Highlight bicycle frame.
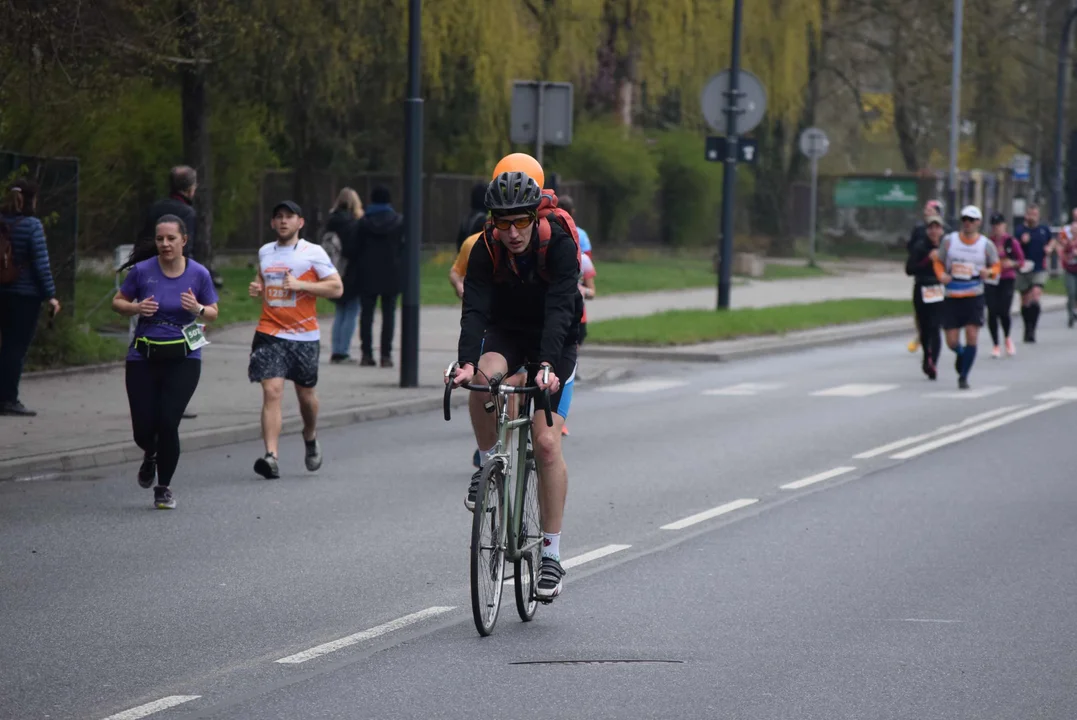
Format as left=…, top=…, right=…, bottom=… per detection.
left=484, top=386, right=542, bottom=564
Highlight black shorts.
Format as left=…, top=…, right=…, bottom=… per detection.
left=480, top=328, right=577, bottom=419
left=942, top=295, right=985, bottom=330
left=248, top=332, right=320, bottom=388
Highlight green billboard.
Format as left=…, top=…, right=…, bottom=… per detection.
left=834, top=178, right=919, bottom=208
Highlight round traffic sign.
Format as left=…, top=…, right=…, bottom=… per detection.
left=701, top=70, right=767, bottom=135
left=798, top=127, right=829, bottom=159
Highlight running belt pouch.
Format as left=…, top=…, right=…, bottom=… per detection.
left=135, top=337, right=190, bottom=361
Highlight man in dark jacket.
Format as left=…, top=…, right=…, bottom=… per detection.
left=455, top=183, right=488, bottom=251
left=140, top=166, right=222, bottom=288
left=906, top=214, right=946, bottom=380
left=355, top=186, right=405, bottom=367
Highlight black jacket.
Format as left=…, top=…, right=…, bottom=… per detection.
left=355, top=207, right=405, bottom=296
left=324, top=210, right=360, bottom=302
left=906, top=236, right=940, bottom=287
left=456, top=210, right=487, bottom=250
left=141, top=194, right=198, bottom=259
left=458, top=222, right=582, bottom=367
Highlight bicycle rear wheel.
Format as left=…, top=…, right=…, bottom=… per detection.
left=514, top=452, right=541, bottom=622
left=471, top=461, right=506, bottom=636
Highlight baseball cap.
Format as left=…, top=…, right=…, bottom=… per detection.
left=989, top=212, right=1006, bottom=225
left=960, top=205, right=982, bottom=221
left=925, top=215, right=945, bottom=226
left=272, top=200, right=303, bottom=217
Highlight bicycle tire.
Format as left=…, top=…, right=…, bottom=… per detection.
left=514, top=453, right=540, bottom=622
left=470, top=461, right=506, bottom=636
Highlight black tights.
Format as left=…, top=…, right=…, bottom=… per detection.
left=986, top=279, right=1015, bottom=346
left=913, top=289, right=941, bottom=367
left=125, top=359, right=201, bottom=487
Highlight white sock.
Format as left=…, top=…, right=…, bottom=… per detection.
left=542, top=532, right=561, bottom=560
left=479, top=447, right=495, bottom=464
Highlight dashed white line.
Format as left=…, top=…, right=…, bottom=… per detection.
left=780, top=466, right=857, bottom=491
left=891, top=401, right=1067, bottom=460
left=100, top=696, right=201, bottom=720
left=852, top=406, right=1023, bottom=459
left=660, top=498, right=759, bottom=531
left=703, top=382, right=784, bottom=396
left=275, top=606, right=456, bottom=664
left=811, top=383, right=899, bottom=397
left=598, top=379, right=688, bottom=394
left=1035, top=386, right=1077, bottom=401
left=562, top=543, right=632, bottom=569
left=924, top=385, right=1006, bottom=399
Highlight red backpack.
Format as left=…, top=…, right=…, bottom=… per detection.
left=482, top=190, right=581, bottom=281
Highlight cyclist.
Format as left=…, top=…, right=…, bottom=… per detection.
left=933, top=206, right=1000, bottom=390
left=447, top=153, right=582, bottom=602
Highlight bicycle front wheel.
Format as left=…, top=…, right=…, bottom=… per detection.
left=471, top=461, right=506, bottom=636
left=514, top=453, right=541, bottom=622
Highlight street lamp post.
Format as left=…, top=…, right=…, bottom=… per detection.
left=400, top=0, right=423, bottom=388
left=717, top=0, right=743, bottom=310
left=1052, top=6, right=1077, bottom=226
left=947, top=0, right=963, bottom=228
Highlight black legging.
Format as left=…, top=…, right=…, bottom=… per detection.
left=360, top=292, right=398, bottom=358
left=125, top=359, right=201, bottom=487
left=985, top=279, right=1016, bottom=346
left=913, top=287, right=942, bottom=368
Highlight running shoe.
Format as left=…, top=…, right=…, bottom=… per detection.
left=561, top=424, right=570, bottom=437
left=0, top=400, right=36, bottom=417
left=536, top=556, right=565, bottom=601
left=154, top=486, right=176, bottom=509
left=304, top=438, right=322, bottom=472
left=465, top=468, right=482, bottom=511
left=958, top=377, right=970, bottom=390
left=1006, top=338, right=1016, bottom=356
left=922, top=357, right=937, bottom=381
left=991, top=346, right=1001, bottom=359
left=254, top=453, right=280, bottom=479
left=138, top=453, right=157, bottom=489
left=907, top=337, right=920, bottom=353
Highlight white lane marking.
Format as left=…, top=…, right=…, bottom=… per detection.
left=924, top=385, right=1006, bottom=399
left=852, top=406, right=1023, bottom=459
left=811, top=383, right=899, bottom=397
left=887, top=618, right=961, bottom=624
left=891, top=401, right=1067, bottom=460
left=1036, top=386, right=1077, bottom=401
left=562, top=543, right=632, bottom=569
left=504, top=544, right=632, bottom=585
left=780, top=466, right=857, bottom=491
left=599, top=379, right=688, bottom=394
left=100, top=696, right=201, bottom=720
left=703, top=382, right=784, bottom=396
left=660, top=498, right=759, bottom=531
left=275, top=606, right=455, bottom=664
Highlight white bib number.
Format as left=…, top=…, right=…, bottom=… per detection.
left=182, top=323, right=210, bottom=351
left=264, top=270, right=297, bottom=308
left=950, top=261, right=975, bottom=281
left=921, top=285, right=945, bottom=304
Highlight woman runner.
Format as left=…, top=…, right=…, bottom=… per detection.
left=985, top=213, right=1024, bottom=358
left=113, top=215, right=219, bottom=509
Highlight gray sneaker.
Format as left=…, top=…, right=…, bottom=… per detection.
left=304, top=439, right=322, bottom=472
left=153, top=486, right=176, bottom=510
left=254, top=453, right=280, bottom=479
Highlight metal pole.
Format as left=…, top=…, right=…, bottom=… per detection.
left=535, top=82, right=546, bottom=167
left=400, top=0, right=423, bottom=388
left=717, top=0, right=743, bottom=310
left=809, top=155, right=819, bottom=267
left=1053, top=8, right=1077, bottom=226
left=947, top=0, right=963, bottom=229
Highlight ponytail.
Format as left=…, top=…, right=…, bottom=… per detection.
left=120, top=214, right=189, bottom=271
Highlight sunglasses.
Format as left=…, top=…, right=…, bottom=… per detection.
left=492, top=214, right=535, bottom=231
left=961, top=216, right=977, bottom=222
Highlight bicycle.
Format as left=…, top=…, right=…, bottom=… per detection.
left=444, top=362, right=554, bottom=637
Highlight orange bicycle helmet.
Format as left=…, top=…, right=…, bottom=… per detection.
left=492, top=153, right=544, bottom=190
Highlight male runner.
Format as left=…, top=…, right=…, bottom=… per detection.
left=447, top=154, right=581, bottom=601
left=1013, top=203, right=1057, bottom=343
left=933, top=206, right=1000, bottom=390
left=248, top=201, right=343, bottom=478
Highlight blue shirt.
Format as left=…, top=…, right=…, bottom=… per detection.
left=1014, top=224, right=1052, bottom=271
left=577, top=227, right=592, bottom=254
left=0, top=215, right=56, bottom=300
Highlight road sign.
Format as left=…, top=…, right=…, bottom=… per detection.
left=705, top=136, right=759, bottom=164
left=700, top=70, right=767, bottom=135
left=798, top=127, right=830, bottom=159
left=1011, top=153, right=1031, bottom=182
left=511, top=81, right=574, bottom=147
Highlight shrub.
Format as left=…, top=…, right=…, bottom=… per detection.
left=654, top=130, right=724, bottom=247
left=24, top=315, right=126, bottom=371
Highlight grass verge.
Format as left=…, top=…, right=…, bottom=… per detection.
left=586, top=299, right=910, bottom=346
left=24, top=316, right=127, bottom=371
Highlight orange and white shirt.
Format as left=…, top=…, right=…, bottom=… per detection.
left=256, top=239, right=338, bottom=341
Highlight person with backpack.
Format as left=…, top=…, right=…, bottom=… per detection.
left=0, top=179, right=61, bottom=417
left=446, top=152, right=582, bottom=602
left=355, top=186, right=405, bottom=367
left=985, top=212, right=1024, bottom=357
left=455, top=183, right=488, bottom=251
left=323, top=188, right=364, bottom=363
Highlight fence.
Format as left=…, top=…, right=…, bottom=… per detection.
left=0, top=151, right=79, bottom=302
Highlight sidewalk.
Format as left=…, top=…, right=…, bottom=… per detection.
left=1, top=262, right=1059, bottom=478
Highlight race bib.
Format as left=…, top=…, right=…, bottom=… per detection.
left=182, top=322, right=210, bottom=351
left=921, top=285, right=945, bottom=304
left=950, top=261, right=975, bottom=280
left=263, top=270, right=297, bottom=308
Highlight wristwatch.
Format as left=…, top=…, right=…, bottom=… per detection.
left=197, top=305, right=205, bottom=317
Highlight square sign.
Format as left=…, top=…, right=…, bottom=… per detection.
left=705, top=136, right=759, bottom=164
left=511, top=81, right=574, bottom=146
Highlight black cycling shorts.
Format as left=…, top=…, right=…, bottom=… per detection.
left=479, top=328, right=577, bottom=419
left=942, top=295, right=985, bottom=330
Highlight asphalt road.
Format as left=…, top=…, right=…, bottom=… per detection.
left=2, top=318, right=1076, bottom=719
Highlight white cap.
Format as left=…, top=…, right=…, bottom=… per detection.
left=960, top=205, right=982, bottom=220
